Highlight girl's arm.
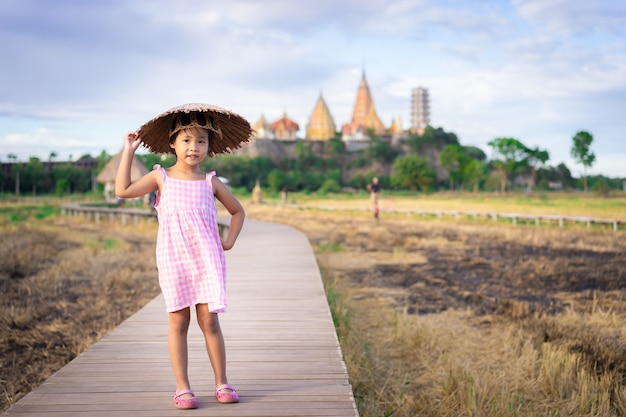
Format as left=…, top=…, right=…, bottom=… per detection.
left=213, top=177, right=245, bottom=251
left=115, top=132, right=159, bottom=199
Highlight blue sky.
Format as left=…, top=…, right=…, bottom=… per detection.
left=1, top=0, right=625, bottom=178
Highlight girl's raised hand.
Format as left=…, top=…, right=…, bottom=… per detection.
left=124, top=132, right=142, bottom=152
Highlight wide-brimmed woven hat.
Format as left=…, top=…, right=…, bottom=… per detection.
left=137, top=103, right=253, bottom=156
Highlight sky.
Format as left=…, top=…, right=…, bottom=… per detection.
left=1, top=0, right=625, bottom=178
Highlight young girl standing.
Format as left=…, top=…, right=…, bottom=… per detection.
left=115, top=103, right=252, bottom=409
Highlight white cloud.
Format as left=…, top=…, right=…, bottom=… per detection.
left=512, top=0, right=626, bottom=36
left=0, top=0, right=624, bottom=177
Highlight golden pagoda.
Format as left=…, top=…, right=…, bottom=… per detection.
left=341, top=72, right=386, bottom=139
left=388, top=115, right=403, bottom=136
left=306, top=92, right=337, bottom=141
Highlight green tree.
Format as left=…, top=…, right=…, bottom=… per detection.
left=404, top=126, right=459, bottom=154
left=366, top=135, right=397, bottom=163
left=463, top=159, right=487, bottom=193
left=208, top=155, right=252, bottom=189
left=487, top=137, right=528, bottom=193
left=525, top=147, right=550, bottom=193
left=0, top=158, right=4, bottom=193
left=8, top=154, right=19, bottom=194
left=294, top=141, right=317, bottom=170
left=570, top=130, right=596, bottom=192
left=55, top=178, right=69, bottom=196
left=439, top=144, right=466, bottom=190
left=318, top=178, right=342, bottom=194
left=266, top=169, right=285, bottom=192
left=141, top=152, right=175, bottom=170
left=24, top=157, right=46, bottom=195
left=12, top=164, right=24, bottom=195
left=328, top=137, right=346, bottom=157
left=52, top=163, right=90, bottom=194
left=536, top=163, right=575, bottom=191
left=463, top=146, right=487, bottom=161
left=325, top=168, right=343, bottom=186
left=95, top=150, right=112, bottom=172
left=348, top=172, right=368, bottom=190
left=391, top=155, right=435, bottom=192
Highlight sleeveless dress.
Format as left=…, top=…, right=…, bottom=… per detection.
left=153, top=165, right=227, bottom=313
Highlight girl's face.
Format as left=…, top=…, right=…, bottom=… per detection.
left=170, top=127, right=209, bottom=164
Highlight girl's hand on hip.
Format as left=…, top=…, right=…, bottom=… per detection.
left=221, top=239, right=233, bottom=251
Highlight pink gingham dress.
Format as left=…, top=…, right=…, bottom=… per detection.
left=153, top=165, right=227, bottom=313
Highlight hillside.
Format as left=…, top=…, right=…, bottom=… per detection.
left=234, top=135, right=452, bottom=184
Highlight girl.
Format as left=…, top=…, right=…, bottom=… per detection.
left=115, top=105, right=250, bottom=409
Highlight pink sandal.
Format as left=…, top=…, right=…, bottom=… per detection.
left=174, top=389, right=198, bottom=409
left=215, top=384, right=239, bottom=403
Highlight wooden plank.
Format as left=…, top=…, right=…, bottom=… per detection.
left=3, top=220, right=358, bottom=417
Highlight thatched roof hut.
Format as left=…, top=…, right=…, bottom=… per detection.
left=97, top=150, right=149, bottom=202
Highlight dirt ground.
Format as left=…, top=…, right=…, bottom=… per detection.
left=2, top=205, right=626, bottom=412
left=247, top=205, right=626, bottom=416
left=0, top=217, right=160, bottom=412
left=245, top=205, right=626, bottom=318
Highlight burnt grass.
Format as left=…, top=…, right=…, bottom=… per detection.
left=354, top=241, right=626, bottom=316
left=0, top=218, right=160, bottom=413
left=247, top=206, right=626, bottom=320
left=247, top=206, right=626, bottom=377
left=2, top=206, right=626, bottom=412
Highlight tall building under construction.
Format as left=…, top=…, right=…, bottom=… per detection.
left=411, top=86, right=430, bottom=135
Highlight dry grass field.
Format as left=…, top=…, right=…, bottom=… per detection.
left=0, top=206, right=160, bottom=412
left=2, top=195, right=626, bottom=416
left=245, top=199, right=626, bottom=417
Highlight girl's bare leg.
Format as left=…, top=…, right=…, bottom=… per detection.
left=196, top=304, right=228, bottom=387
left=168, top=308, right=193, bottom=397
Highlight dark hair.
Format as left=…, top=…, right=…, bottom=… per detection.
left=169, top=127, right=213, bottom=149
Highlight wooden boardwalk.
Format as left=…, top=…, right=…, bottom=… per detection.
left=3, top=219, right=358, bottom=417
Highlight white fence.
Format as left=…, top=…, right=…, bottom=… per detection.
left=308, top=206, right=623, bottom=232
left=63, top=203, right=623, bottom=232
left=61, top=203, right=156, bottom=226
left=61, top=204, right=229, bottom=237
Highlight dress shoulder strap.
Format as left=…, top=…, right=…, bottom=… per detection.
left=153, top=164, right=167, bottom=181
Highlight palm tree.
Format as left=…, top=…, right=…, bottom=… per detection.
left=487, top=138, right=528, bottom=193
left=8, top=153, right=19, bottom=195
left=525, top=147, right=550, bottom=193
left=570, top=131, right=596, bottom=192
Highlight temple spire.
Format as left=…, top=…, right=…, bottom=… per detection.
left=341, top=71, right=385, bottom=138
left=306, top=91, right=337, bottom=141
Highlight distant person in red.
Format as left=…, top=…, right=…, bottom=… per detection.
left=367, top=177, right=381, bottom=220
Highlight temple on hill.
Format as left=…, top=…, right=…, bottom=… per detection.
left=305, top=92, right=337, bottom=141
left=251, top=114, right=274, bottom=139
left=249, top=70, right=414, bottom=143
left=253, top=112, right=300, bottom=140
left=271, top=112, right=299, bottom=140
left=341, top=72, right=386, bottom=141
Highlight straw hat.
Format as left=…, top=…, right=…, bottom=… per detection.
left=137, top=103, right=253, bottom=156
